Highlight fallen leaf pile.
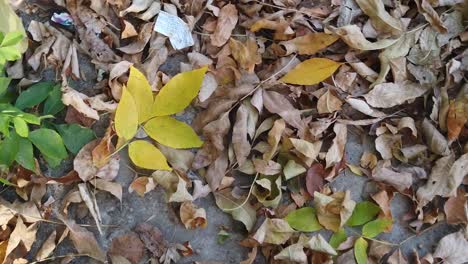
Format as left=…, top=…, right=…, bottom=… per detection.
left=0, top=0, right=467, bottom=263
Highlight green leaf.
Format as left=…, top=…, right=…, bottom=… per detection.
left=28, top=128, right=68, bottom=165
left=0, top=177, right=14, bottom=186
left=0, top=77, right=11, bottom=97
left=0, top=1, right=27, bottom=53
left=362, top=218, right=392, bottom=238
left=0, top=46, right=21, bottom=62
left=20, top=113, right=41, bottom=125
left=13, top=116, right=28, bottom=137
left=15, top=82, right=54, bottom=109
left=15, top=137, right=35, bottom=171
left=144, top=116, right=203, bottom=149
left=347, top=201, right=381, bottom=226
left=284, top=207, right=322, bottom=232
left=55, top=124, right=95, bottom=154
left=0, top=132, right=19, bottom=166
left=151, top=66, right=207, bottom=116
left=329, top=228, right=347, bottom=248
left=0, top=115, right=11, bottom=135
left=354, top=237, right=368, bottom=264
left=43, top=85, right=65, bottom=115
left=1, top=31, right=24, bottom=47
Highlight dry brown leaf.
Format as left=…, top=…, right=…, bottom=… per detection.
left=90, top=179, right=123, bottom=201
left=416, top=0, right=448, bottom=33
left=263, top=118, right=286, bottom=160
left=375, top=134, right=401, bottom=160
left=325, top=123, right=347, bottom=168
left=74, top=140, right=119, bottom=181
left=5, top=217, right=37, bottom=259
left=279, top=33, right=339, bottom=55
left=263, top=90, right=303, bottom=129
left=180, top=202, right=207, bottom=229
left=346, top=98, right=386, bottom=118
left=305, top=163, right=326, bottom=197
left=121, top=20, right=138, bottom=39
left=211, top=4, right=238, bottom=47
left=317, top=90, right=343, bottom=114
left=444, top=189, right=467, bottom=225
left=355, top=0, right=403, bottom=35
left=229, top=38, right=261, bottom=73
left=35, top=228, right=69, bottom=261
left=119, top=22, right=154, bottom=54
left=78, top=183, right=102, bottom=234
left=232, top=104, right=251, bottom=166
left=109, top=232, right=145, bottom=264
left=135, top=223, right=166, bottom=258
left=433, top=231, right=468, bottom=264
left=330, top=25, right=399, bottom=50
left=372, top=160, right=412, bottom=192
left=62, top=218, right=106, bottom=262
left=129, top=177, right=156, bottom=197
left=360, top=152, right=378, bottom=169
left=447, top=99, right=467, bottom=142
left=252, top=218, right=295, bottom=245
left=421, top=118, right=450, bottom=156
left=240, top=247, right=257, bottom=264
left=363, top=81, right=429, bottom=108
left=253, top=159, right=282, bottom=175
left=371, top=190, right=392, bottom=219
left=417, top=153, right=468, bottom=206
left=205, top=151, right=229, bottom=191
left=314, top=191, right=355, bottom=232
left=290, top=138, right=322, bottom=165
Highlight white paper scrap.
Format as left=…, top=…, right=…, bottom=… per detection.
left=154, top=11, right=194, bottom=50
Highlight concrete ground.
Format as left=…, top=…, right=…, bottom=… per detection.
left=1, top=9, right=459, bottom=264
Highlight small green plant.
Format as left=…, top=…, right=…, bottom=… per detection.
left=0, top=81, right=95, bottom=171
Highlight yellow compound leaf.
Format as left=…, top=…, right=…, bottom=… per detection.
left=127, top=66, right=154, bottom=123
left=144, top=116, right=203, bottom=149
left=115, top=86, right=138, bottom=141
left=280, top=58, right=341, bottom=85
left=152, top=67, right=207, bottom=116
left=128, top=140, right=171, bottom=170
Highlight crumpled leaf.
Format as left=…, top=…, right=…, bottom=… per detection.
left=210, top=4, right=238, bottom=47
left=263, top=91, right=302, bottom=129
left=232, top=104, right=251, bottom=166
left=62, top=218, right=106, bottom=262
left=314, top=191, right=356, bottom=232
left=129, top=177, right=156, bottom=197
left=144, top=116, right=203, bottom=149
left=229, top=38, right=261, bottom=73
left=280, top=58, right=341, bottom=85
left=115, top=87, right=138, bottom=141
left=180, top=201, right=207, bottom=229
left=421, top=118, right=450, bottom=156
left=285, top=207, right=322, bottom=232
left=252, top=218, right=295, bottom=245
left=417, top=153, right=468, bottom=206
left=326, top=123, right=347, bottom=168
left=152, top=67, right=207, bottom=116
left=253, top=175, right=282, bottom=208
left=318, top=89, right=343, bottom=114
left=214, top=188, right=257, bottom=231
left=279, top=33, right=339, bottom=55
left=355, top=0, right=402, bottom=35
left=90, top=179, right=122, bottom=201
left=119, top=23, right=153, bottom=54
left=128, top=140, right=171, bottom=170
left=433, top=231, right=468, bottom=264
left=363, top=81, right=429, bottom=108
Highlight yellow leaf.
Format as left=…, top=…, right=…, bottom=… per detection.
left=128, top=140, right=171, bottom=170
left=280, top=33, right=339, bottom=55
left=152, top=67, right=207, bottom=116
left=115, top=86, right=138, bottom=141
left=144, top=116, right=203, bottom=149
left=0, top=240, right=7, bottom=263
left=127, top=66, right=154, bottom=123
left=280, top=58, right=341, bottom=85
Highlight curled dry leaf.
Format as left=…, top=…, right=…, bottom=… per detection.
left=232, top=104, right=251, bottom=166
left=90, top=179, right=122, bottom=201
left=180, top=202, right=207, bottom=229
left=417, top=153, right=468, bottom=206
left=330, top=25, right=399, bottom=50
left=252, top=218, right=295, bottom=245
left=314, top=191, right=356, bottom=232
left=317, top=90, right=343, bottom=114
left=134, top=223, right=166, bottom=258
left=355, top=0, right=402, bottom=35
left=421, top=118, right=450, bottom=156
left=210, top=4, right=238, bottom=47
left=129, top=177, right=156, bottom=197
left=326, top=123, right=347, bottom=168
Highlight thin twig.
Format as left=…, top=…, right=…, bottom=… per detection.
left=218, top=173, right=259, bottom=212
